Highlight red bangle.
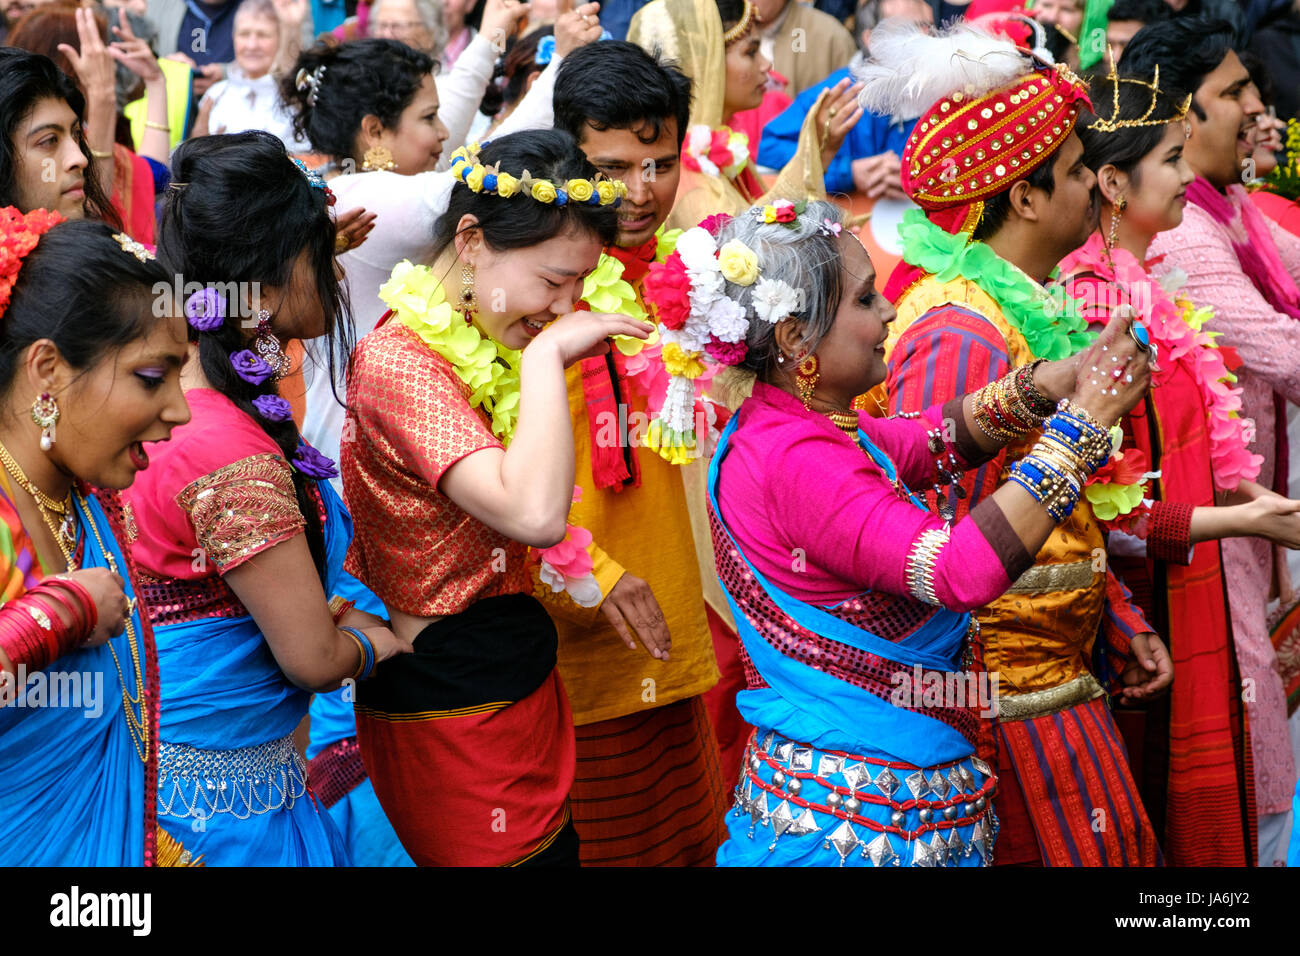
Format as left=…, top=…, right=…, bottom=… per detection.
left=31, top=586, right=89, bottom=652
left=1148, top=501, right=1194, bottom=564
left=0, top=592, right=70, bottom=673
left=42, top=578, right=98, bottom=637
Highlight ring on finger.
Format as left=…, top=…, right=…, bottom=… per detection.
left=1128, top=321, right=1152, bottom=353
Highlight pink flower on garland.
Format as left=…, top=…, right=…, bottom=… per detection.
left=705, top=335, right=748, bottom=366
left=1060, top=233, right=1261, bottom=493
left=698, top=213, right=734, bottom=237
left=642, top=253, right=691, bottom=331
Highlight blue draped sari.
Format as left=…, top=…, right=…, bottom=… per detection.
left=152, top=476, right=359, bottom=866
left=0, top=491, right=151, bottom=866
left=708, top=416, right=997, bottom=867
left=306, top=568, right=414, bottom=868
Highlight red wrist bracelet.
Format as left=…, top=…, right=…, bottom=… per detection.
left=1149, top=501, right=1194, bottom=564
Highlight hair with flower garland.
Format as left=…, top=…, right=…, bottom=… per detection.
left=431, top=129, right=620, bottom=260
left=0, top=213, right=173, bottom=406
left=639, top=200, right=846, bottom=459
left=158, top=131, right=345, bottom=577
left=449, top=142, right=628, bottom=207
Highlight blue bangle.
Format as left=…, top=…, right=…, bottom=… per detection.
left=339, top=625, right=375, bottom=680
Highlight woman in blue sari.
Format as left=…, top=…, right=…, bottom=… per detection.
left=0, top=212, right=191, bottom=865
left=643, top=201, right=1153, bottom=865
left=123, top=132, right=409, bottom=866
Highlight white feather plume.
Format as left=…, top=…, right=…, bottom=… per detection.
left=853, top=19, right=1031, bottom=121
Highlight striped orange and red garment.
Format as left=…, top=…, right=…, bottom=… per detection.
left=570, top=695, right=729, bottom=866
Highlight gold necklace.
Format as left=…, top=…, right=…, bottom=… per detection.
left=824, top=409, right=861, bottom=435
left=0, top=440, right=76, bottom=570
left=76, top=491, right=149, bottom=764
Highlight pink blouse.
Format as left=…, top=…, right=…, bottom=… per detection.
left=714, top=382, right=1027, bottom=612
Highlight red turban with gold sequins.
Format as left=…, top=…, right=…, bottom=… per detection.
left=903, top=62, right=1092, bottom=235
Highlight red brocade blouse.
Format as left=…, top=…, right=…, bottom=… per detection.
left=341, top=320, right=530, bottom=616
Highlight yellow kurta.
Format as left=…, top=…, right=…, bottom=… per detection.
left=536, top=362, right=720, bottom=727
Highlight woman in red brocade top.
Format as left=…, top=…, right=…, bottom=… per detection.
left=1060, top=70, right=1300, bottom=867
left=342, top=129, right=651, bottom=867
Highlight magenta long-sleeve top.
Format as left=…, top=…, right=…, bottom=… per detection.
left=713, top=382, right=1032, bottom=615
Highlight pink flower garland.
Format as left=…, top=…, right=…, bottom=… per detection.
left=1060, top=233, right=1263, bottom=492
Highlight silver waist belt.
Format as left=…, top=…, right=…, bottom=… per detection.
left=156, top=734, right=308, bottom=821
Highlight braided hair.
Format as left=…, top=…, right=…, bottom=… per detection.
left=156, top=131, right=349, bottom=576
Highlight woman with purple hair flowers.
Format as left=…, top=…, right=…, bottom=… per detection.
left=121, top=132, right=409, bottom=867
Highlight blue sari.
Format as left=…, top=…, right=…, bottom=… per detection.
left=305, top=569, right=414, bottom=868
left=152, top=477, right=358, bottom=866
left=0, top=492, right=152, bottom=866
left=708, top=416, right=997, bottom=867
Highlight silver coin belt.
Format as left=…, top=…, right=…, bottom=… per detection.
left=734, top=730, right=1000, bottom=866
left=156, top=735, right=308, bottom=821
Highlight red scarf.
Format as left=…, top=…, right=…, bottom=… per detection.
left=578, top=239, right=657, bottom=491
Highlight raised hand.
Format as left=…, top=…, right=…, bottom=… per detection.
left=815, top=79, right=865, bottom=172
left=108, top=8, right=163, bottom=83
left=554, top=1, right=603, bottom=58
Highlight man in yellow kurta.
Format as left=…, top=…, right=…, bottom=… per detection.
left=547, top=40, right=727, bottom=866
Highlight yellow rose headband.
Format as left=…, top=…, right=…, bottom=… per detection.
left=448, top=143, right=628, bottom=207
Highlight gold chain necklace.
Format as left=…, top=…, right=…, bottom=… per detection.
left=0, top=440, right=75, bottom=570
left=76, top=491, right=150, bottom=764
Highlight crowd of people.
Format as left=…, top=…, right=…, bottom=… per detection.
left=0, top=0, right=1297, bottom=869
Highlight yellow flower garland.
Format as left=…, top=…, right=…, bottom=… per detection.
left=378, top=260, right=522, bottom=443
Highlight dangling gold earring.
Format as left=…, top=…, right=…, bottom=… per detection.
left=361, top=144, right=396, bottom=172
left=795, top=353, right=820, bottom=410
left=254, top=309, right=292, bottom=382
left=459, top=263, right=478, bottom=324
left=31, top=392, right=59, bottom=451
left=1105, top=196, right=1126, bottom=264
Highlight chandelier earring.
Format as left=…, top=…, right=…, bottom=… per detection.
left=459, top=262, right=478, bottom=324
left=253, top=310, right=292, bottom=382
left=1105, top=196, right=1126, bottom=263
left=795, top=353, right=820, bottom=410
left=31, top=392, right=59, bottom=451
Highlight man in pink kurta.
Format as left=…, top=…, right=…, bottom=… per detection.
left=1127, top=18, right=1300, bottom=865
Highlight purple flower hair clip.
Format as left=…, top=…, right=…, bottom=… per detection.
left=251, top=394, right=292, bottom=422
left=185, top=287, right=226, bottom=332
left=293, top=444, right=338, bottom=480
left=231, top=349, right=273, bottom=385
left=821, top=219, right=842, bottom=236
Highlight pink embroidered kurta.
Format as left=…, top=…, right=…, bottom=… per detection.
left=1150, top=188, right=1300, bottom=815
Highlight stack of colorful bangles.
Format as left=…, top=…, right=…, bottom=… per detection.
left=971, top=359, right=1059, bottom=443
left=1007, top=401, right=1113, bottom=522
left=0, top=578, right=99, bottom=675
left=339, top=625, right=376, bottom=681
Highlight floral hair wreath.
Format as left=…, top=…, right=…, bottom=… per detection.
left=0, top=206, right=63, bottom=317
left=448, top=143, right=628, bottom=207
left=640, top=209, right=830, bottom=458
